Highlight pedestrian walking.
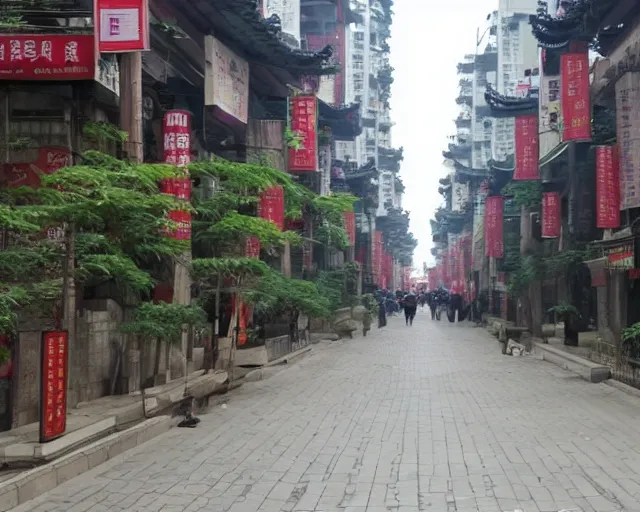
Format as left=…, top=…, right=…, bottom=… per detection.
left=403, top=290, right=417, bottom=326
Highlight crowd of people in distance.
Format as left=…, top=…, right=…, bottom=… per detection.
left=373, top=285, right=471, bottom=328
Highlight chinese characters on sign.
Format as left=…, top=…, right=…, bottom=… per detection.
left=258, top=186, right=285, bottom=231
left=595, top=145, right=621, bottom=228
left=615, top=72, right=640, bottom=210
left=542, top=192, right=561, bottom=238
left=561, top=52, right=591, bottom=142
left=40, top=331, right=68, bottom=443
left=288, top=96, right=318, bottom=172
left=372, top=230, right=383, bottom=282
left=95, top=0, right=149, bottom=53
left=514, top=114, right=540, bottom=180
left=1, top=147, right=71, bottom=188
left=204, top=36, right=249, bottom=124
left=539, top=73, right=561, bottom=160
left=343, top=211, right=356, bottom=246
left=245, top=236, right=261, bottom=258
left=0, top=35, right=94, bottom=80
left=484, top=196, right=504, bottom=258
left=605, top=243, right=634, bottom=270
left=167, top=211, right=191, bottom=240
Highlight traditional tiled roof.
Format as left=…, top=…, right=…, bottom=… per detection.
left=484, top=85, right=538, bottom=118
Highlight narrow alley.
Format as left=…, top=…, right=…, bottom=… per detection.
left=13, top=315, right=640, bottom=512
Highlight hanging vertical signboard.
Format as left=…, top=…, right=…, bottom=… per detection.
left=616, top=72, right=640, bottom=210
left=372, top=231, right=383, bottom=282
left=343, top=211, right=356, bottom=246
left=514, top=114, right=540, bottom=180
left=596, top=145, right=621, bottom=228
left=258, top=186, right=285, bottom=231
left=204, top=36, right=249, bottom=124
left=539, top=73, right=561, bottom=160
left=485, top=196, right=504, bottom=258
left=288, top=96, right=318, bottom=172
left=542, top=192, right=561, bottom=238
left=95, top=0, right=150, bottom=53
left=428, top=268, right=437, bottom=290
left=40, top=331, right=68, bottom=443
left=561, top=52, right=591, bottom=142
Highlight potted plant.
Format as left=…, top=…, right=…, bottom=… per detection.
left=548, top=302, right=581, bottom=346
left=622, top=322, right=640, bottom=366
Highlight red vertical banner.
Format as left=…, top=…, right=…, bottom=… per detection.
left=442, top=250, right=451, bottom=289
left=561, top=52, right=591, bottom=142
left=343, top=211, right=356, bottom=246
left=384, top=253, right=393, bottom=290
left=372, top=231, right=383, bottom=284
left=245, top=236, right=261, bottom=258
left=542, top=192, right=561, bottom=238
left=40, top=331, right=68, bottom=443
left=403, top=266, right=412, bottom=290
left=514, top=114, right=540, bottom=180
left=163, top=110, right=192, bottom=241
left=596, top=145, right=621, bottom=228
left=485, top=196, right=504, bottom=258
left=356, top=246, right=365, bottom=265
left=428, top=268, right=438, bottom=291
left=258, top=186, right=285, bottom=231
left=288, top=96, right=318, bottom=171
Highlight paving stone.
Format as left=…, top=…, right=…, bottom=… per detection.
left=9, top=317, right=640, bottom=511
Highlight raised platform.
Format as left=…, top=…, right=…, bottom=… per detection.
left=534, top=341, right=611, bottom=383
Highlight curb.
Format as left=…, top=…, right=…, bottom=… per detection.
left=264, top=345, right=313, bottom=367
left=0, top=416, right=172, bottom=511
left=604, top=378, right=640, bottom=399
left=533, top=342, right=611, bottom=383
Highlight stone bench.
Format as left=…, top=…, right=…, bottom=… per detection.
left=533, top=342, right=611, bottom=383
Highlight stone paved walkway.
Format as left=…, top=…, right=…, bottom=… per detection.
left=13, top=314, right=640, bottom=511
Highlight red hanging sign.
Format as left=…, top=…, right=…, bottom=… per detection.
left=514, top=114, right=540, bottom=180
left=288, top=96, right=318, bottom=172
left=485, top=196, right=504, bottom=258
left=561, top=52, right=591, bottom=142
left=167, top=210, right=191, bottom=240
left=0, top=34, right=95, bottom=81
left=163, top=110, right=192, bottom=167
left=159, top=178, right=191, bottom=201
left=343, top=211, right=356, bottom=246
left=384, top=252, right=393, bottom=290
left=596, top=145, right=621, bottom=228
left=245, top=236, right=261, bottom=258
left=428, top=268, right=437, bottom=291
left=95, top=0, right=150, bottom=53
left=373, top=231, right=384, bottom=284
left=542, top=192, right=561, bottom=238
left=258, top=186, right=285, bottom=231
left=40, top=331, right=68, bottom=443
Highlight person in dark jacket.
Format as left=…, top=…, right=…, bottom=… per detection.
left=403, top=291, right=418, bottom=326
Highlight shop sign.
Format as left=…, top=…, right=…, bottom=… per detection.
left=605, top=243, right=634, bottom=270
left=595, top=145, right=620, bottom=228
left=204, top=36, right=249, bottom=124
left=615, top=72, right=640, bottom=210
left=372, top=230, right=383, bottom=282
left=288, top=96, right=318, bottom=172
left=484, top=196, right=504, bottom=258
left=245, top=236, right=261, bottom=258
left=0, top=34, right=95, bottom=80
left=167, top=210, right=191, bottom=241
left=629, top=268, right=640, bottom=280
left=258, top=186, right=285, bottom=231
left=343, top=211, right=356, bottom=246
left=40, top=331, right=68, bottom=443
left=514, top=114, right=539, bottom=180
left=561, top=52, right=591, bottom=142
left=159, top=178, right=191, bottom=201
left=1, top=147, right=71, bottom=188
left=163, top=110, right=191, bottom=167
left=95, top=0, right=150, bottom=53
left=542, top=192, right=561, bottom=238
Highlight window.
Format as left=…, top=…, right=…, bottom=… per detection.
left=354, top=32, right=365, bottom=41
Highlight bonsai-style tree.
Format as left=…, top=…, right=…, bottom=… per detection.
left=548, top=302, right=581, bottom=346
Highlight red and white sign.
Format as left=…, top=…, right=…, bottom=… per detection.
left=40, top=331, right=68, bottom=443
left=159, top=178, right=191, bottom=201
left=484, top=196, right=504, bottom=258
left=542, top=192, right=561, bottom=238
left=596, top=145, right=620, bottom=228
left=561, top=52, right=591, bottom=142
left=343, top=211, right=356, bottom=246
left=95, top=0, right=149, bottom=53
left=167, top=210, right=191, bottom=240
left=372, top=230, right=383, bottom=283
left=0, top=34, right=95, bottom=80
left=1, top=147, right=71, bottom=188
left=289, top=96, right=318, bottom=172
left=163, top=110, right=191, bottom=167
left=258, top=186, right=285, bottom=231
left=245, top=236, right=260, bottom=258
left=514, top=114, right=539, bottom=180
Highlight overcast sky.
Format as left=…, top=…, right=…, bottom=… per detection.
left=389, top=0, right=496, bottom=272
